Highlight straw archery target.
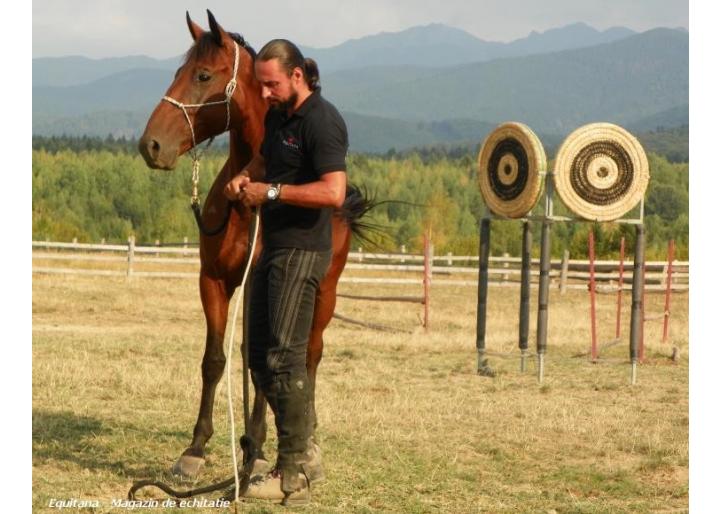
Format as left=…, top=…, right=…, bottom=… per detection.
left=477, top=122, right=547, bottom=218
left=553, top=123, right=649, bottom=221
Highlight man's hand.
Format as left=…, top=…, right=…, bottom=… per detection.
left=223, top=174, right=271, bottom=207
left=240, top=182, right=271, bottom=207
left=223, top=174, right=250, bottom=201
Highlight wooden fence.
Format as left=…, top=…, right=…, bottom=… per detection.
left=32, top=239, right=689, bottom=292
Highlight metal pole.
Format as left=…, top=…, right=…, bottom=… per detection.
left=616, top=237, right=625, bottom=339
left=588, top=229, right=598, bottom=362
left=629, top=225, right=645, bottom=384
left=663, top=240, right=675, bottom=343
left=476, top=218, right=491, bottom=373
left=536, top=220, right=552, bottom=383
left=519, top=221, right=532, bottom=372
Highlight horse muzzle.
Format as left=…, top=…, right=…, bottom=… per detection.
left=138, top=132, right=180, bottom=170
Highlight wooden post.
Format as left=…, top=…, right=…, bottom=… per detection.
left=502, top=252, right=510, bottom=283
left=559, top=249, right=570, bottom=294
left=155, top=239, right=161, bottom=257
left=446, top=252, right=453, bottom=266
left=640, top=263, right=646, bottom=363
left=72, top=237, right=77, bottom=244
left=588, top=230, right=598, bottom=362
left=127, top=236, right=135, bottom=279
left=476, top=219, right=491, bottom=372
left=616, top=237, right=625, bottom=340
left=536, top=221, right=552, bottom=383
left=519, top=221, right=532, bottom=372
left=400, top=245, right=406, bottom=264
left=183, top=236, right=189, bottom=256
left=358, top=247, right=363, bottom=263
left=663, top=240, right=675, bottom=344
left=101, top=238, right=106, bottom=245
left=423, top=231, right=433, bottom=332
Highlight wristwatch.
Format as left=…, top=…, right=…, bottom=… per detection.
left=266, top=183, right=282, bottom=201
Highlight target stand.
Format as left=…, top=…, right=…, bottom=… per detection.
left=475, top=122, right=547, bottom=377
left=475, top=122, right=649, bottom=384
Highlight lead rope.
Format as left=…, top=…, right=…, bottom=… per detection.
left=162, top=41, right=240, bottom=226
left=225, top=207, right=260, bottom=505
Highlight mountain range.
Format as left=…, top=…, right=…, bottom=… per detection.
left=299, top=22, right=637, bottom=71
left=32, top=22, right=688, bottom=154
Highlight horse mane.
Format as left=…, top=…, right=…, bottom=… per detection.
left=184, top=32, right=256, bottom=64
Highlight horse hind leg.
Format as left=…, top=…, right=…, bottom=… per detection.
left=243, top=369, right=270, bottom=473
left=306, top=323, right=325, bottom=438
left=245, top=336, right=268, bottom=457
left=306, top=215, right=354, bottom=431
left=172, top=274, right=230, bottom=479
left=301, top=283, right=337, bottom=484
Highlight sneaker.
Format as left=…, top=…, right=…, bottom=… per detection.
left=242, top=468, right=310, bottom=506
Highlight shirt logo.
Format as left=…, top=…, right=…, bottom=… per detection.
left=282, top=136, right=300, bottom=151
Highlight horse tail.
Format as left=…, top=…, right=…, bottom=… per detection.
left=337, top=184, right=388, bottom=247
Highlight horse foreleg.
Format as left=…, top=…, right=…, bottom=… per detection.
left=172, top=273, right=230, bottom=478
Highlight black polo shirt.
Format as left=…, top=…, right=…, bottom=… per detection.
left=260, top=90, right=348, bottom=251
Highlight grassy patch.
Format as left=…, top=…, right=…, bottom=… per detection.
left=32, top=274, right=688, bottom=513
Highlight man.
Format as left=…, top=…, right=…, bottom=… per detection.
left=223, top=39, right=348, bottom=506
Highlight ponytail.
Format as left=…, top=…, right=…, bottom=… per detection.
left=303, top=58, right=320, bottom=91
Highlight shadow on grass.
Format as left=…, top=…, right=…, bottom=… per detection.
left=32, top=409, right=188, bottom=479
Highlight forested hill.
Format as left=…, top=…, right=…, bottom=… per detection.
left=32, top=122, right=690, bottom=165
left=32, top=138, right=688, bottom=261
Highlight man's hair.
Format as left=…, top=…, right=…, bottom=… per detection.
left=257, top=39, right=320, bottom=91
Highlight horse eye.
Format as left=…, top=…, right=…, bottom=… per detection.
left=198, top=72, right=211, bottom=82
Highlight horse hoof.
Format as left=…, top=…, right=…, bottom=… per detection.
left=172, top=455, right=205, bottom=479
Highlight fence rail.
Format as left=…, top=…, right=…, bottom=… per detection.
left=31, top=240, right=689, bottom=291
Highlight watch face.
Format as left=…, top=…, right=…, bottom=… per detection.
left=267, top=186, right=279, bottom=200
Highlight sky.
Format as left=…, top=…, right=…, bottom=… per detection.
left=32, top=0, right=689, bottom=59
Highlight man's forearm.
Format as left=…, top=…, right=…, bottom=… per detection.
left=231, top=170, right=346, bottom=209
left=278, top=175, right=346, bottom=209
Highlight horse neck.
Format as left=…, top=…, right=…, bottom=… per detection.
left=224, top=81, right=266, bottom=181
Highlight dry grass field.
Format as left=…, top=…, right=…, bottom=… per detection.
left=32, top=270, right=688, bottom=513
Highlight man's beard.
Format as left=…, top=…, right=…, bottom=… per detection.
left=270, top=91, right=298, bottom=112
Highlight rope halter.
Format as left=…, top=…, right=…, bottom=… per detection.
left=162, top=40, right=241, bottom=206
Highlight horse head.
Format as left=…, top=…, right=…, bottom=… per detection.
left=138, top=10, right=259, bottom=170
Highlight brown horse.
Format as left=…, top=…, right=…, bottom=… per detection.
left=138, top=10, right=372, bottom=478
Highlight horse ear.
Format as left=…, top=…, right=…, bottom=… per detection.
left=207, top=9, right=226, bottom=47
left=186, top=11, right=204, bottom=41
